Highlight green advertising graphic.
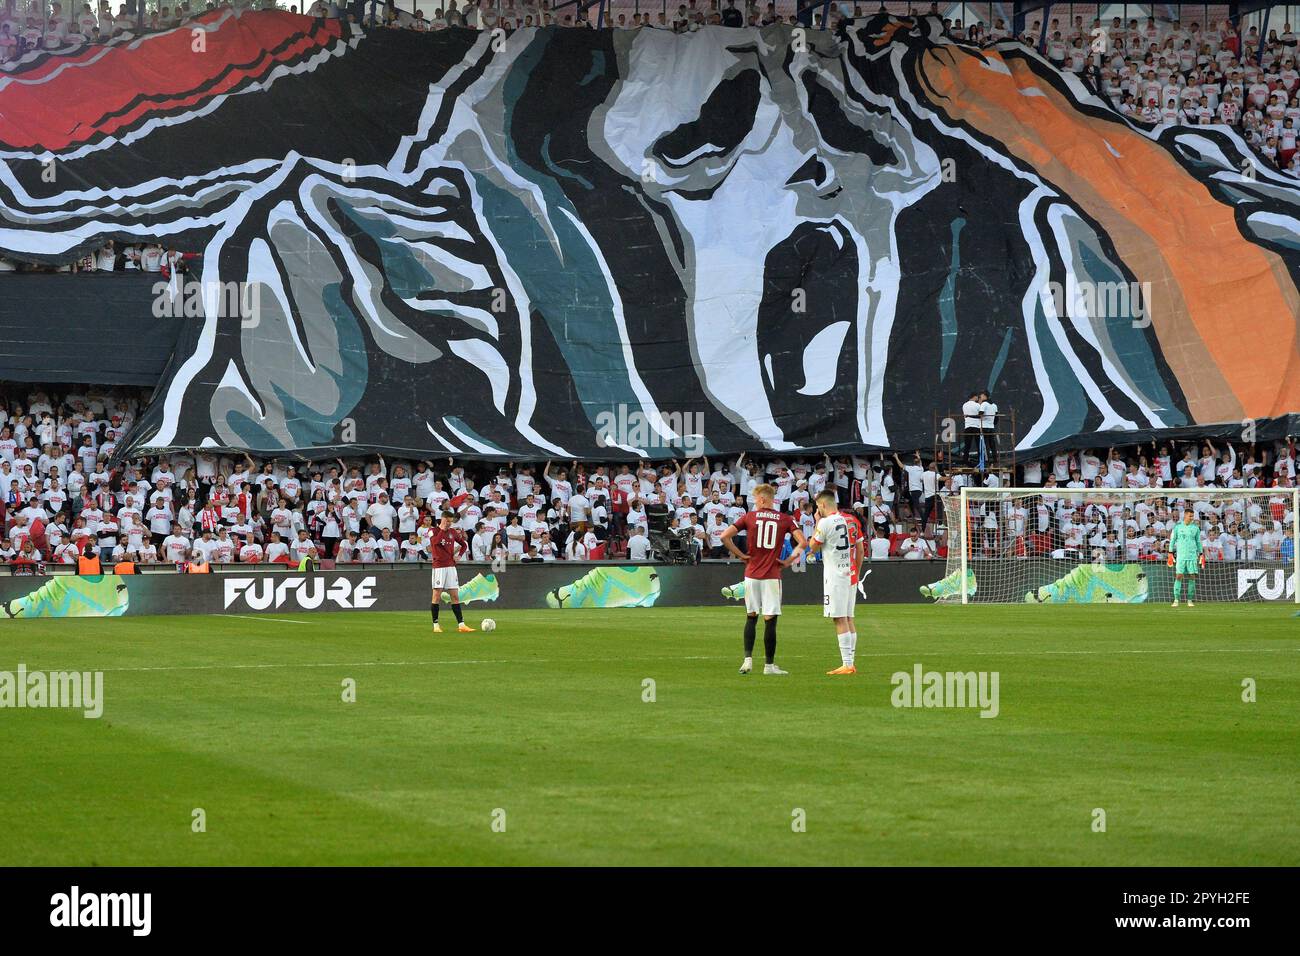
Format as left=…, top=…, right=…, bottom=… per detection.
left=15, top=561, right=1267, bottom=617
left=439, top=573, right=501, bottom=605
left=546, top=566, right=661, bottom=609
left=920, top=568, right=978, bottom=601
left=721, top=581, right=746, bottom=601
left=1, top=574, right=131, bottom=618
left=1025, top=563, right=1149, bottom=604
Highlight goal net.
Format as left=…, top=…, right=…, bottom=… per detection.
left=931, top=487, right=1300, bottom=605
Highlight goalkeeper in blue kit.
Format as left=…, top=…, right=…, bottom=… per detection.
left=1169, top=508, right=1204, bottom=607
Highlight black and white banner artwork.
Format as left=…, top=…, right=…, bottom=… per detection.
left=1, top=11, right=1298, bottom=459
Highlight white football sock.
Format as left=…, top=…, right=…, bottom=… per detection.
left=838, top=631, right=854, bottom=667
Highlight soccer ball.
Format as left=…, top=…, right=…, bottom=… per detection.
left=481, top=619, right=497, bottom=632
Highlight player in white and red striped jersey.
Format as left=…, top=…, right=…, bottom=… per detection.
left=810, top=492, right=867, bottom=675
left=838, top=507, right=864, bottom=586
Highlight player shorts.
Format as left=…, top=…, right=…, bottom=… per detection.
left=823, top=580, right=856, bottom=618
left=1175, top=555, right=1199, bottom=576
left=431, top=566, right=460, bottom=591
left=744, top=577, right=783, bottom=616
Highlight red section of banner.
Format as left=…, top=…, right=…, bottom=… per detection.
left=0, top=11, right=344, bottom=152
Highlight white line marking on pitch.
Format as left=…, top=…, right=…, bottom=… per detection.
left=856, top=648, right=1298, bottom=657
left=101, top=659, right=521, bottom=673
left=91, top=647, right=1295, bottom=675
left=218, top=614, right=313, bottom=625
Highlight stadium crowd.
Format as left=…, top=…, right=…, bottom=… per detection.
left=0, top=0, right=870, bottom=55
left=0, top=384, right=1295, bottom=571
left=0, top=0, right=830, bottom=56
left=0, top=240, right=193, bottom=274
left=1014, top=13, right=1300, bottom=179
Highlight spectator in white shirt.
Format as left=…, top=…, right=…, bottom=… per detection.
left=899, top=529, right=935, bottom=559
left=160, top=524, right=191, bottom=563
left=365, top=492, right=397, bottom=534
left=264, top=532, right=290, bottom=563
left=961, top=390, right=983, bottom=464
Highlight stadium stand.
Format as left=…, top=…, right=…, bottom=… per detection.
left=0, top=383, right=1295, bottom=571
left=0, top=5, right=1297, bottom=574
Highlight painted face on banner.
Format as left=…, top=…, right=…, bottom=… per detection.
left=596, top=26, right=937, bottom=448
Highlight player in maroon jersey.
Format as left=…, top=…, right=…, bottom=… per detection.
left=429, top=506, right=475, bottom=633
left=719, top=483, right=808, bottom=675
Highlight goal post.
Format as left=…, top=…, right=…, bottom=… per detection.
left=938, top=486, right=1300, bottom=605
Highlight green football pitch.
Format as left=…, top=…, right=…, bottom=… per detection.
left=0, top=604, right=1296, bottom=866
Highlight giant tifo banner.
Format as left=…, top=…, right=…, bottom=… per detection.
left=0, top=12, right=1298, bottom=459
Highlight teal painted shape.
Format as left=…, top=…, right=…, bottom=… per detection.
left=486, top=33, right=660, bottom=443
left=443, top=416, right=512, bottom=456
left=1031, top=296, right=1089, bottom=446
left=578, top=50, right=605, bottom=86
left=987, top=326, right=1014, bottom=395
left=275, top=282, right=369, bottom=448
left=1074, top=245, right=1184, bottom=426
left=1261, top=233, right=1300, bottom=251
left=221, top=281, right=368, bottom=451
left=224, top=411, right=283, bottom=453
left=1217, top=184, right=1260, bottom=204
left=540, top=133, right=594, bottom=189
left=335, top=202, right=437, bottom=301
left=938, top=218, right=965, bottom=381
left=473, top=177, right=645, bottom=433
